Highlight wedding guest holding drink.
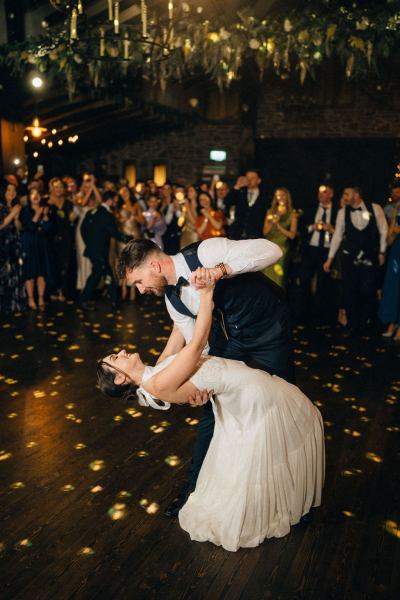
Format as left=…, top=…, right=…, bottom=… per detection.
left=263, top=188, right=298, bottom=289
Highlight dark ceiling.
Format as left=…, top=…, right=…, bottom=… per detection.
left=1, top=0, right=301, bottom=151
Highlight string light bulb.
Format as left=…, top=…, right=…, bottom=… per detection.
left=31, top=76, right=43, bottom=89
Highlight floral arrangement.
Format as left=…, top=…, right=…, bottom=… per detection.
left=1, top=1, right=399, bottom=95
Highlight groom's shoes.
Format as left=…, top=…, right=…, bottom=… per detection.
left=164, top=485, right=194, bottom=518
left=299, top=510, right=314, bottom=525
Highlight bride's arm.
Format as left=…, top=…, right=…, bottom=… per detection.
left=143, top=270, right=215, bottom=402
left=156, top=323, right=186, bottom=364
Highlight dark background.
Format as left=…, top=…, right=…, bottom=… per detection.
left=255, top=137, right=400, bottom=208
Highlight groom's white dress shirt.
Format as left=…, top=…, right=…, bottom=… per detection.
left=166, top=237, right=282, bottom=345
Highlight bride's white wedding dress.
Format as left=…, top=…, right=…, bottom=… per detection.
left=141, top=355, right=325, bottom=552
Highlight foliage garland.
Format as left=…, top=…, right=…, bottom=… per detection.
left=0, top=2, right=399, bottom=95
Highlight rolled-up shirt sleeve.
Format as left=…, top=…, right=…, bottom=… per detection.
left=198, top=237, right=282, bottom=274
left=373, top=204, right=388, bottom=254
left=328, top=209, right=345, bottom=260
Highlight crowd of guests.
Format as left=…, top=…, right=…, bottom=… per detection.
left=1, top=166, right=399, bottom=340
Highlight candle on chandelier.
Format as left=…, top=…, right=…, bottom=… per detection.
left=114, top=1, right=119, bottom=34
left=168, top=1, right=173, bottom=21
left=100, top=28, right=105, bottom=56
left=123, top=33, right=130, bottom=59
left=108, top=0, right=113, bottom=20
left=141, top=0, right=148, bottom=37
left=77, top=0, right=83, bottom=14
left=70, top=8, right=78, bottom=41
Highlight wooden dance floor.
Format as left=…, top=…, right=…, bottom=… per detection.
left=0, top=298, right=399, bottom=599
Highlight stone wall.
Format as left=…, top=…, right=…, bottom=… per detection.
left=256, top=77, right=400, bottom=139
left=79, top=121, right=243, bottom=183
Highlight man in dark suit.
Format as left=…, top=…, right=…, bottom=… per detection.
left=80, top=191, right=132, bottom=307
left=225, top=169, right=268, bottom=239
left=298, top=183, right=338, bottom=325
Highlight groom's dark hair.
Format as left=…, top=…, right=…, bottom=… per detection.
left=118, top=238, right=162, bottom=279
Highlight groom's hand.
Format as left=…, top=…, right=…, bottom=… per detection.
left=188, top=389, right=213, bottom=407
left=191, top=266, right=222, bottom=288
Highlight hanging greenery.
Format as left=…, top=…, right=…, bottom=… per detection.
left=0, top=2, right=399, bottom=95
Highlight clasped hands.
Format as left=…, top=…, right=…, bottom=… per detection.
left=190, top=266, right=221, bottom=289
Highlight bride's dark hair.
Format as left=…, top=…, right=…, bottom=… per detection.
left=97, top=360, right=138, bottom=400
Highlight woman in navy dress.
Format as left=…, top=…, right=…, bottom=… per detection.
left=20, top=189, right=53, bottom=309
left=0, top=182, right=26, bottom=317
left=379, top=202, right=400, bottom=340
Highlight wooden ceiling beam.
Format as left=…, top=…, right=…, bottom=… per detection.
left=40, top=100, right=118, bottom=126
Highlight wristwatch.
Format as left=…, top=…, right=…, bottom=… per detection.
left=214, top=262, right=228, bottom=278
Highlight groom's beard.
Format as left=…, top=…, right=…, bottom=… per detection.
left=145, top=273, right=169, bottom=296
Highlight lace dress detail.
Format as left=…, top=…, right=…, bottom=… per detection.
left=189, top=356, right=230, bottom=393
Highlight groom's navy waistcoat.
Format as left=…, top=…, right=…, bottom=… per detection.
left=166, top=242, right=287, bottom=342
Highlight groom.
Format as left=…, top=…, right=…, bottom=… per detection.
left=119, top=237, right=295, bottom=516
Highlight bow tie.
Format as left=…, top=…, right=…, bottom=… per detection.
left=350, top=207, right=362, bottom=212
left=175, top=276, right=189, bottom=295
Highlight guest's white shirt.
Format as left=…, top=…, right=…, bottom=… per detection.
left=328, top=202, right=388, bottom=260
left=247, top=187, right=260, bottom=207
left=308, top=204, right=333, bottom=249
left=165, top=237, right=282, bottom=345
left=164, top=202, right=181, bottom=225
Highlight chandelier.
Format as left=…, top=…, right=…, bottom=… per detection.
left=49, top=1, right=193, bottom=63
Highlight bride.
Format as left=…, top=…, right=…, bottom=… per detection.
left=97, top=268, right=325, bottom=552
